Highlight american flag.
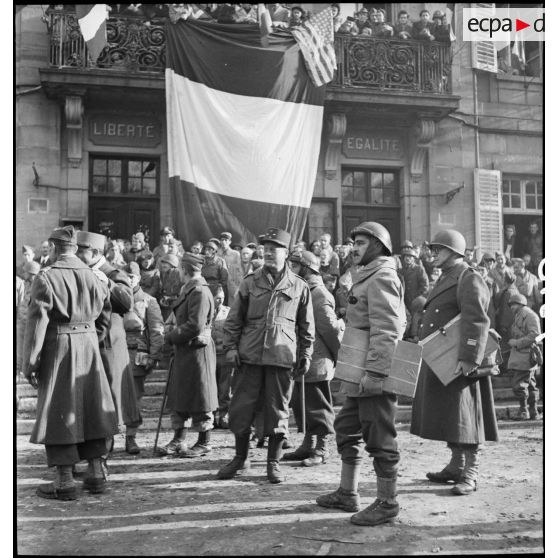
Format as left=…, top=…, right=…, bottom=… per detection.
left=290, top=7, right=337, bottom=88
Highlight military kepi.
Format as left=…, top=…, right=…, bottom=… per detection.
left=48, top=225, right=77, bottom=246
left=77, top=231, right=107, bottom=251
left=259, top=227, right=291, bottom=248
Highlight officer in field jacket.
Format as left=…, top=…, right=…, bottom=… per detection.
left=316, top=222, right=406, bottom=527
left=217, top=228, right=314, bottom=484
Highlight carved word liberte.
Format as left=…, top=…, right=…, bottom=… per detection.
left=92, top=122, right=155, bottom=138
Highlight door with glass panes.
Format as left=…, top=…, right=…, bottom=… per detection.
left=89, top=155, right=160, bottom=247
left=341, top=167, right=401, bottom=250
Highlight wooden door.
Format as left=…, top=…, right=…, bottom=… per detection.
left=342, top=206, right=400, bottom=251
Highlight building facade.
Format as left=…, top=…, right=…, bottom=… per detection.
left=15, top=4, right=542, bottom=258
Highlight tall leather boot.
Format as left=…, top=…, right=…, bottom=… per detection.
left=283, top=432, right=315, bottom=461
left=156, top=428, right=187, bottom=456
left=316, top=461, right=361, bottom=512
left=426, top=443, right=465, bottom=483
left=267, top=434, right=285, bottom=484
left=515, top=399, right=529, bottom=420
left=350, top=476, right=399, bottom=526
left=452, top=445, right=480, bottom=495
left=179, top=430, right=212, bottom=458
left=83, top=457, right=108, bottom=494
left=37, top=465, right=77, bottom=501
left=302, top=434, right=329, bottom=467
left=217, top=433, right=251, bottom=479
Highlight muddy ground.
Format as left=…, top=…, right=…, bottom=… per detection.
left=16, top=423, right=543, bottom=555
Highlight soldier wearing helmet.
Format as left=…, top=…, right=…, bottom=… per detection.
left=410, top=229, right=498, bottom=496
left=507, top=293, right=542, bottom=420
left=316, top=222, right=407, bottom=527
left=284, top=251, right=345, bottom=467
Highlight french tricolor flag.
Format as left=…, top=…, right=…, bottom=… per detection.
left=165, top=19, right=326, bottom=247
left=75, top=4, right=109, bottom=62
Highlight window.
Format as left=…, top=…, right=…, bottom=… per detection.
left=90, top=156, right=159, bottom=196
left=502, top=176, right=542, bottom=213
left=342, top=168, right=399, bottom=206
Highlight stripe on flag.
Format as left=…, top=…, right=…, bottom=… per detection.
left=165, top=20, right=326, bottom=247
left=290, top=7, right=337, bottom=88
left=75, top=5, right=108, bottom=61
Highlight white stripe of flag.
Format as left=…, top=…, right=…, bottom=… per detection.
left=77, top=4, right=107, bottom=41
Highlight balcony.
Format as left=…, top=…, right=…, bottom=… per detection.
left=39, top=8, right=459, bottom=117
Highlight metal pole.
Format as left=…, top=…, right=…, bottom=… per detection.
left=300, top=378, right=306, bottom=435
left=152, top=356, right=174, bottom=457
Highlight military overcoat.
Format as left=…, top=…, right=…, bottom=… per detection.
left=166, top=276, right=218, bottom=413
left=22, top=255, right=118, bottom=445
left=410, top=262, right=499, bottom=443
left=507, top=305, right=541, bottom=371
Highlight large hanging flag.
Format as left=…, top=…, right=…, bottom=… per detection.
left=165, top=19, right=328, bottom=247
left=75, top=4, right=109, bottom=62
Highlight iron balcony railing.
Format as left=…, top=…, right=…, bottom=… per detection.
left=44, top=8, right=452, bottom=94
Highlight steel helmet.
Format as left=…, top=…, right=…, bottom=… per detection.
left=429, top=229, right=466, bottom=257
left=508, top=293, right=528, bottom=307
left=350, top=222, right=393, bottom=255
left=290, top=250, right=320, bottom=273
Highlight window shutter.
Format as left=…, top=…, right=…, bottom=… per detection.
left=474, top=169, right=503, bottom=255
left=471, top=4, right=498, bottom=73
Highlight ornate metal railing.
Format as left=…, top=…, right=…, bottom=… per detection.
left=332, top=35, right=452, bottom=94
left=44, top=9, right=452, bottom=93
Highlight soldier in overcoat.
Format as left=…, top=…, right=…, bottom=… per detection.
left=22, top=226, right=118, bottom=500
left=157, top=252, right=218, bottom=458
left=285, top=251, right=344, bottom=467
left=76, top=231, right=140, bottom=448
left=316, top=222, right=407, bottom=527
left=410, top=229, right=499, bottom=496
left=217, top=228, right=314, bottom=484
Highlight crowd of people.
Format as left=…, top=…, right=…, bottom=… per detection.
left=16, top=219, right=542, bottom=526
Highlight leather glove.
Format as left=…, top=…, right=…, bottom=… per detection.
left=358, top=371, right=385, bottom=396
left=28, top=371, right=39, bottom=390
left=455, top=360, right=477, bottom=378
left=292, top=357, right=311, bottom=379
left=225, top=349, right=241, bottom=367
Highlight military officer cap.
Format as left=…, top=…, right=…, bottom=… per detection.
left=220, top=231, right=232, bottom=240
left=160, top=226, right=175, bottom=236
left=77, top=231, right=106, bottom=251
left=23, top=261, right=41, bottom=275
left=259, top=227, right=291, bottom=249
left=160, top=254, right=180, bottom=268
left=49, top=225, right=78, bottom=246
left=508, top=293, right=527, bottom=307
left=123, top=261, right=141, bottom=277
left=182, top=251, right=205, bottom=271
left=209, top=237, right=220, bottom=245
left=205, top=240, right=220, bottom=251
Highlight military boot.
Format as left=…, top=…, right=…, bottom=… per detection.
left=156, top=428, right=187, bottom=456
left=179, top=430, right=212, bottom=458
left=125, top=435, right=141, bottom=455
left=267, top=434, right=286, bottom=484
left=302, top=434, right=329, bottom=467
left=217, top=433, right=251, bottom=479
left=452, top=445, right=479, bottom=495
left=515, top=399, right=529, bottom=421
left=83, top=457, right=108, bottom=494
left=350, top=477, right=399, bottom=526
left=37, top=465, right=77, bottom=501
left=426, top=443, right=465, bottom=484
left=316, top=462, right=361, bottom=512
left=283, top=432, right=315, bottom=461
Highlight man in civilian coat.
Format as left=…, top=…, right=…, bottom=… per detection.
left=22, top=226, right=118, bottom=500
left=410, top=229, right=499, bottom=496
left=77, top=231, right=140, bottom=453
left=35, top=240, right=54, bottom=268
left=217, top=227, right=314, bottom=484
left=316, top=222, right=407, bottom=526
left=157, top=252, right=218, bottom=458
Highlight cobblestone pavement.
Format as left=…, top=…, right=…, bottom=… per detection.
left=16, top=424, right=543, bottom=555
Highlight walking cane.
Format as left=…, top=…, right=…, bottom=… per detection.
left=153, top=355, right=174, bottom=457
left=300, top=376, right=306, bottom=435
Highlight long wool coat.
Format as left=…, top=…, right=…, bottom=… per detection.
left=98, top=260, right=140, bottom=426
left=166, top=276, right=218, bottom=414
left=410, top=262, right=499, bottom=444
left=22, top=254, right=118, bottom=445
